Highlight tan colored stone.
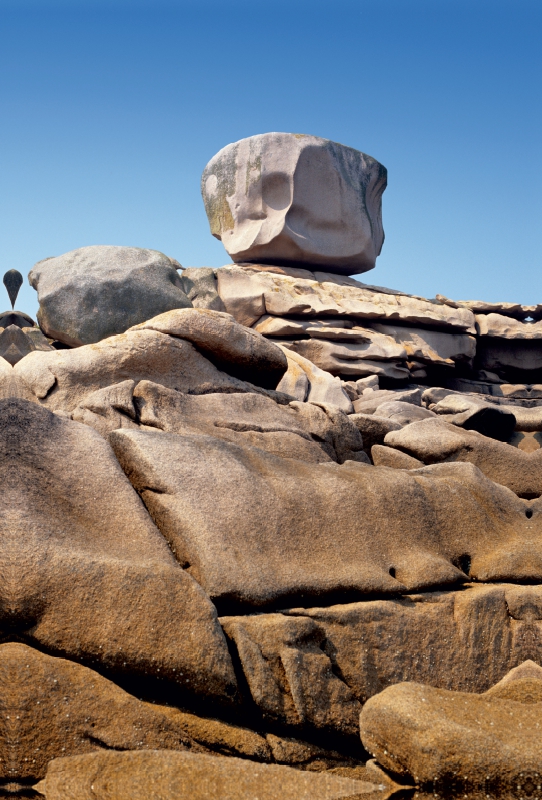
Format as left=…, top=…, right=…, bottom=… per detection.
left=128, top=307, right=287, bottom=390
left=370, top=322, right=476, bottom=366
left=36, top=749, right=380, bottom=800
left=131, top=380, right=363, bottom=464
left=385, top=418, right=542, bottom=497
left=437, top=294, right=538, bottom=321
left=276, top=345, right=353, bottom=412
left=429, top=393, right=516, bottom=440
left=373, top=400, right=436, bottom=426
left=476, top=313, right=542, bottom=338
left=111, top=428, right=542, bottom=604
left=0, top=399, right=236, bottom=699
left=283, top=340, right=409, bottom=380
left=371, top=445, right=424, bottom=469
left=348, top=414, right=402, bottom=454
left=220, top=614, right=361, bottom=736
left=359, top=660, right=542, bottom=786
left=222, top=585, right=542, bottom=741
left=0, top=643, right=204, bottom=783
left=13, top=329, right=255, bottom=412
left=216, top=266, right=476, bottom=331
left=352, top=388, right=422, bottom=415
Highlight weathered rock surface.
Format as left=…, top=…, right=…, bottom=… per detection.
left=29, top=246, right=191, bottom=346
left=477, top=336, right=542, bottom=373
left=180, top=267, right=226, bottom=311
left=0, top=643, right=206, bottom=783
left=36, top=749, right=381, bottom=800
left=385, top=418, right=542, bottom=497
left=276, top=346, right=353, bottom=411
left=348, top=413, right=402, bottom=455
left=111, top=429, right=542, bottom=605
left=0, top=399, right=235, bottom=698
left=281, top=338, right=409, bottom=380
left=221, top=584, right=542, bottom=741
left=216, top=266, right=476, bottom=330
left=201, top=132, right=387, bottom=275
left=370, top=322, right=476, bottom=366
left=373, top=400, right=436, bottom=426
left=131, top=380, right=363, bottom=464
left=428, top=392, right=516, bottom=439
left=128, top=308, right=287, bottom=389
left=371, top=445, right=424, bottom=468
left=352, top=387, right=422, bottom=414
left=359, top=660, right=542, bottom=786
left=13, top=329, right=258, bottom=412
left=437, top=294, right=540, bottom=321
left=476, top=313, right=542, bottom=339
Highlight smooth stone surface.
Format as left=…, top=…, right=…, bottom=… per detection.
left=359, top=661, right=542, bottom=786
left=13, top=329, right=257, bottom=412
left=180, top=267, right=226, bottom=312
left=201, top=132, right=387, bottom=275
left=476, top=313, right=542, bottom=339
left=352, top=388, right=422, bottom=415
left=216, top=266, right=476, bottom=331
left=373, top=400, right=437, bottom=426
left=429, top=393, right=517, bottom=440
left=282, top=340, right=409, bottom=380
left=385, top=418, right=542, bottom=498
left=276, top=346, right=353, bottom=412
left=36, top=749, right=380, bottom=800
left=371, top=445, right=424, bottom=469
left=348, top=413, right=402, bottom=454
left=29, top=246, right=191, bottom=346
left=128, top=308, right=288, bottom=390
left=110, top=428, right=542, bottom=606
left=0, top=399, right=236, bottom=699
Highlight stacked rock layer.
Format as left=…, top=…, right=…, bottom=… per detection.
left=3, top=133, right=541, bottom=798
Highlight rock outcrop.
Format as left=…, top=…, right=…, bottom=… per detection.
left=2, top=131, right=542, bottom=797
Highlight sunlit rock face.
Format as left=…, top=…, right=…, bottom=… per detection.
left=201, top=133, right=387, bottom=275
left=3, top=135, right=542, bottom=798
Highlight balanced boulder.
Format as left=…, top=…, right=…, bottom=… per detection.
left=201, top=133, right=387, bottom=275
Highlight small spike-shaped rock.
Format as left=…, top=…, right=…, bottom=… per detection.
left=3, top=269, right=23, bottom=309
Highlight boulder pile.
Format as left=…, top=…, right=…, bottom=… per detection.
left=2, top=132, right=541, bottom=798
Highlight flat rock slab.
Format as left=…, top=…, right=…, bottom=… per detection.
left=110, top=429, right=542, bottom=607
left=0, top=399, right=235, bottom=700
left=369, top=322, right=476, bottom=366
left=476, top=313, right=542, bottom=339
left=385, top=418, right=542, bottom=497
left=282, top=339, right=410, bottom=380
left=13, top=329, right=255, bottom=412
left=36, top=749, right=382, bottom=800
left=216, top=266, right=476, bottom=331
left=29, top=245, right=191, bottom=346
left=201, top=132, right=387, bottom=275
left=222, top=584, right=542, bottom=738
left=359, top=661, right=542, bottom=786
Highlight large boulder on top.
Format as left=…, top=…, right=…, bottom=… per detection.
left=201, top=133, right=387, bottom=275
left=29, top=245, right=192, bottom=346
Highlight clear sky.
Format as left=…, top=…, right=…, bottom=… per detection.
left=0, top=0, right=540, bottom=317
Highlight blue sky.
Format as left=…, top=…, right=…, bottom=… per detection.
left=0, top=0, right=540, bottom=316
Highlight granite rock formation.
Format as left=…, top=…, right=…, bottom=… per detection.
left=201, top=133, right=387, bottom=274
left=1, top=133, right=541, bottom=798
